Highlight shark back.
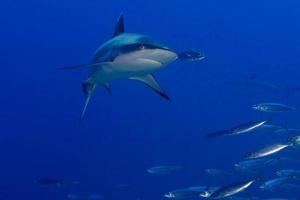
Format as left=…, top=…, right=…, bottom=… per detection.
left=92, top=33, right=173, bottom=63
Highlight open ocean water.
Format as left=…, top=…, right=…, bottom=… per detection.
left=2, top=0, right=300, bottom=199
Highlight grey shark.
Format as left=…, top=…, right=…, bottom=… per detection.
left=61, top=14, right=204, bottom=120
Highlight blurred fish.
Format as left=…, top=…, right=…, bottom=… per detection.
left=186, top=186, right=208, bottom=191
left=234, top=158, right=279, bottom=171
left=205, top=168, right=232, bottom=177
left=260, top=177, right=291, bottom=190
left=206, top=120, right=267, bottom=138
left=34, top=178, right=64, bottom=187
left=164, top=187, right=206, bottom=199
left=208, top=179, right=256, bottom=199
left=276, top=169, right=300, bottom=178
left=147, top=166, right=184, bottom=175
left=199, top=187, right=219, bottom=198
left=245, top=143, right=290, bottom=159
left=273, top=128, right=300, bottom=134
left=288, top=135, right=300, bottom=146
left=252, top=103, right=297, bottom=113
left=261, top=124, right=283, bottom=131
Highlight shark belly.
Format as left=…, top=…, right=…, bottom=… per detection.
left=88, top=49, right=177, bottom=84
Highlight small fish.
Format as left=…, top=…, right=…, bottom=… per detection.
left=147, top=166, right=183, bottom=175
left=252, top=103, right=297, bottom=113
left=178, top=51, right=205, bottom=61
left=260, top=177, right=291, bottom=190
left=205, top=168, right=231, bottom=176
left=199, top=187, right=219, bottom=198
left=34, top=178, right=63, bottom=187
left=274, top=128, right=300, bottom=134
left=234, top=158, right=279, bottom=171
left=164, top=188, right=204, bottom=199
left=209, top=179, right=256, bottom=199
left=206, top=120, right=267, bottom=138
left=288, top=135, right=300, bottom=146
left=276, top=169, right=300, bottom=178
left=245, top=143, right=290, bottom=159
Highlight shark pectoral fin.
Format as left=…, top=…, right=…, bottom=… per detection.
left=80, top=82, right=97, bottom=121
left=58, top=62, right=112, bottom=71
left=178, top=51, right=205, bottom=61
left=129, top=74, right=170, bottom=100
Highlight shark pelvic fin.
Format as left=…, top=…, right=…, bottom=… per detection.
left=80, top=82, right=97, bottom=121
left=112, top=14, right=125, bottom=38
left=130, top=74, right=170, bottom=100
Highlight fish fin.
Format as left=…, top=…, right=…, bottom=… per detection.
left=129, top=74, right=170, bottom=100
left=178, top=50, right=205, bottom=61
left=112, top=14, right=125, bottom=37
left=102, top=83, right=111, bottom=92
left=58, top=62, right=111, bottom=70
left=80, top=82, right=97, bottom=121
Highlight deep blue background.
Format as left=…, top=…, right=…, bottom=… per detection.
left=1, top=0, right=300, bottom=199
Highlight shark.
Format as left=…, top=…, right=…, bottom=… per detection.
left=60, top=14, right=205, bottom=120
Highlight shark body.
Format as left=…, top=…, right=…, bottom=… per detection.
left=61, top=14, right=204, bottom=120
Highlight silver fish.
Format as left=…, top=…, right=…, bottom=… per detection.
left=147, top=166, right=183, bottom=175
left=276, top=169, right=300, bottom=178
left=245, top=143, right=290, bottom=159
left=260, top=177, right=291, bottom=190
left=206, top=120, right=267, bottom=138
left=234, top=158, right=279, bottom=171
left=209, top=179, right=256, bottom=199
left=164, top=187, right=208, bottom=199
left=252, top=103, right=297, bottom=113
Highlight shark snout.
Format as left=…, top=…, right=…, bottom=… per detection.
left=142, top=49, right=177, bottom=66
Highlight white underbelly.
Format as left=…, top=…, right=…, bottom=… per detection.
left=88, top=58, right=165, bottom=83
left=88, top=48, right=177, bottom=84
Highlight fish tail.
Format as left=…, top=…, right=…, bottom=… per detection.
left=79, top=81, right=97, bottom=122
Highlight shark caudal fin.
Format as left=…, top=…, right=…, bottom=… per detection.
left=112, top=14, right=125, bottom=38
left=129, top=74, right=170, bottom=100
left=80, top=82, right=97, bottom=121
left=178, top=51, right=205, bottom=61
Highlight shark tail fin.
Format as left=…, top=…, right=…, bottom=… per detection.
left=178, top=50, right=205, bottom=61
left=80, top=81, right=97, bottom=121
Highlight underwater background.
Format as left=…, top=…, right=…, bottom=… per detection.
left=2, top=0, right=300, bottom=199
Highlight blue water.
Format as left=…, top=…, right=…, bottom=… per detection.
left=2, top=0, right=300, bottom=199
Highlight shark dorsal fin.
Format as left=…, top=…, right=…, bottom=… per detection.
left=112, top=14, right=125, bottom=38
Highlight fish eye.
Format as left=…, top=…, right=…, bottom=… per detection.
left=139, top=44, right=145, bottom=50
